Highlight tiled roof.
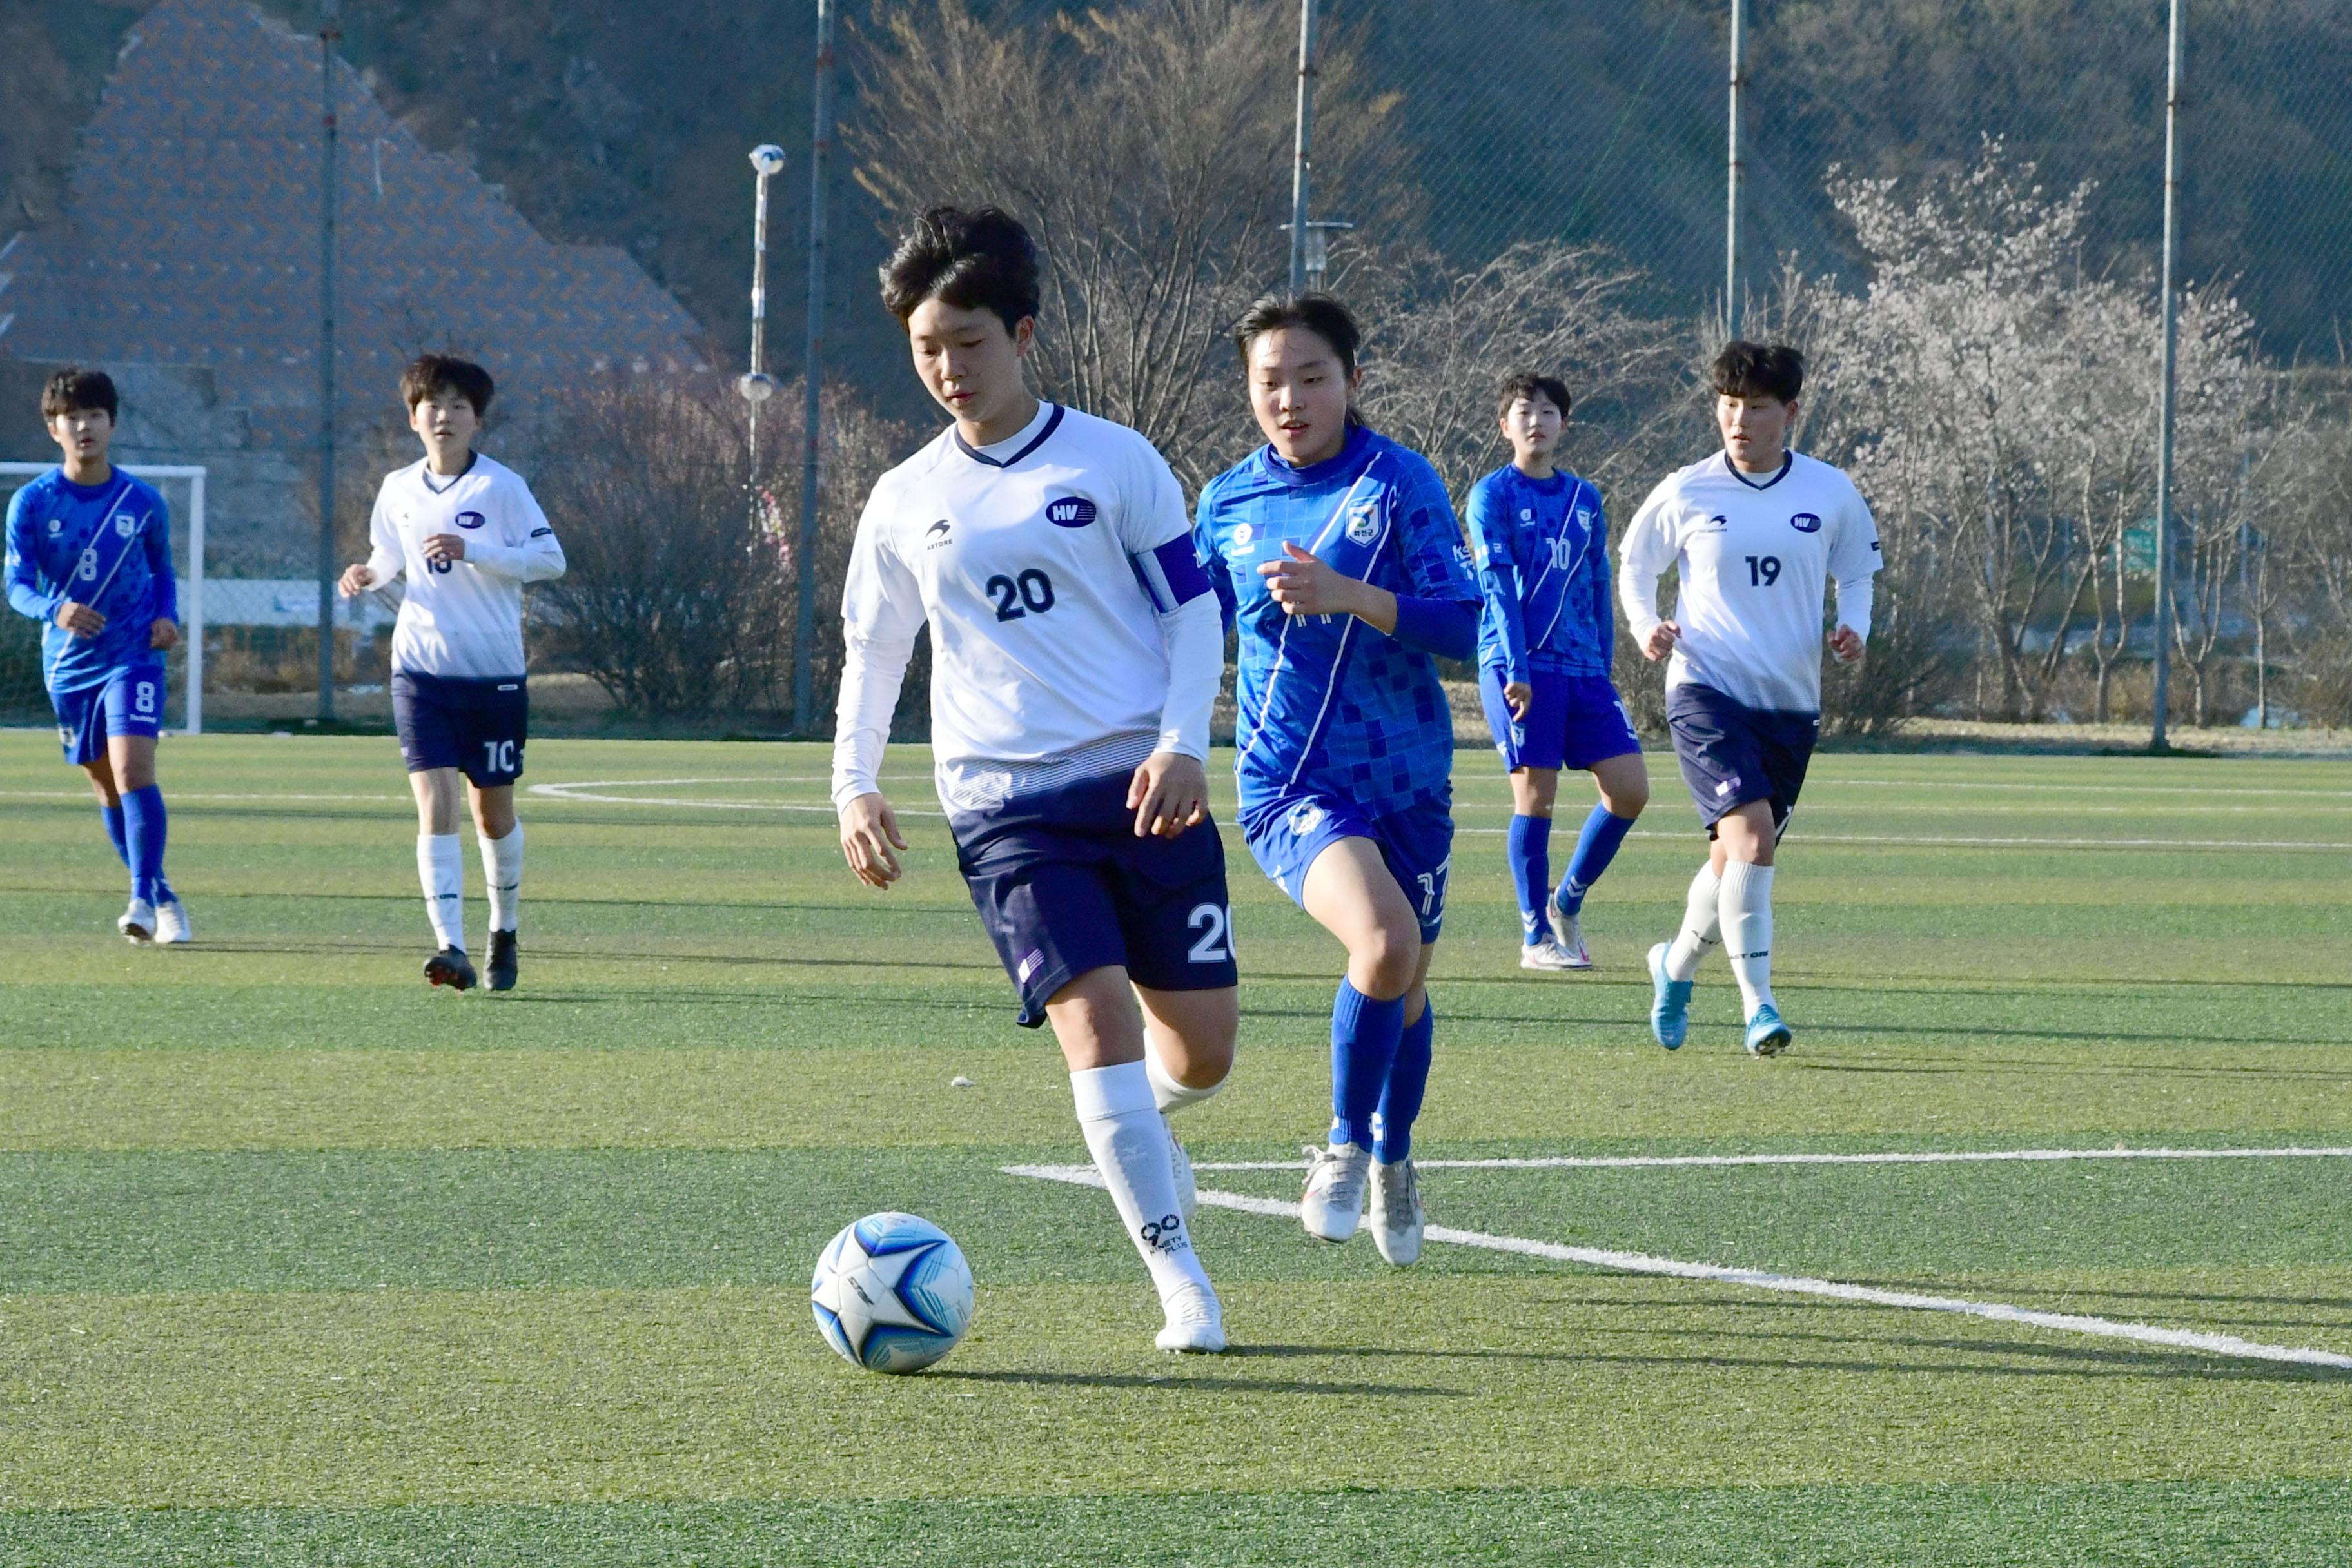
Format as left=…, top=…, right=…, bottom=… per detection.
left=1, top=0, right=706, bottom=439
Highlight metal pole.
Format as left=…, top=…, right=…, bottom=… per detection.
left=751, top=164, right=769, bottom=475
left=1288, top=0, right=1318, bottom=295
left=187, top=470, right=204, bottom=736
left=1725, top=0, right=1745, bottom=340
left=2151, top=0, right=2183, bottom=752
left=793, top=0, right=835, bottom=734
left=316, top=0, right=340, bottom=721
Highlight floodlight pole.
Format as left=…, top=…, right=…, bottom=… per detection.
left=1288, top=0, right=1318, bottom=295
left=2151, top=0, right=2183, bottom=752
left=316, top=0, right=340, bottom=721
left=741, top=146, right=786, bottom=494
left=793, top=0, right=836, bottom=735
left=1725, top=0, right=1745, bottom=340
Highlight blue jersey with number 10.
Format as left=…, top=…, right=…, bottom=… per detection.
left=5, top=468, right=177, bottom=694
left=1195, top=424, right=1479, bottom=816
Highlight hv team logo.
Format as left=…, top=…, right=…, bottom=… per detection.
left=456, top=511, right=487, bottom=531
left=1789, top=512, right=1822, bottom=533
left=1344, top=500, right=1380, bottom=545
left=1045, top=496, right=1097, bottom=529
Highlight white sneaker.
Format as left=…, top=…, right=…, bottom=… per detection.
left=1519, top=935, right=1582, bottom=972
left=1155, top=1280, right=1226, bottom=1353
left=117, top=897, right=155, bottom=944
left=1366, top=1157, right=1426, bottom=1266
left=1300, top=1142, right=1371, bottom=1243
left=153, top=897, right=192, bottom=945
left=1164, top=1114, right=1196, bottom=1225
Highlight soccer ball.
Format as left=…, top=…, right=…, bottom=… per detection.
left=810, top=1212, right=975, bottom=1374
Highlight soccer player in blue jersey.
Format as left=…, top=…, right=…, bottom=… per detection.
left=1469, top=372, right=1648, bottom=972
left=5, top=368, right=189, bottom=944
left=1195, top=294, right=1480, bottom=1267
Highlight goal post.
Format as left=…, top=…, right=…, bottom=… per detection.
left=0, top=462, right=207, bottom=734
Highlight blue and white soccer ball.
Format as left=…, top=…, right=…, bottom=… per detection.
left=810, top=1211, right=975, bottom=1374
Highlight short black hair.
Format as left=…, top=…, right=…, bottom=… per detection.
left=1496, top=371, right=1571, bottom=420
left=1710, top=341, right=1805, bottom=404
left=879, top=206, right=1042, bottom=331
left=41, top=368, right=117, bottom=422
left=402, top=354, right=495, bottom=416
left=1232, top=293, right=1363, bottom=377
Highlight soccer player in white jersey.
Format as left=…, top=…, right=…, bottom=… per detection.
left=338, top=355, right=565, bottom=993
left=832, top=208, right=1237, bottom=1354
left=1617, top=342, right=1879, bottom=1055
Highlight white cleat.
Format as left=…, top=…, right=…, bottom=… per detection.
left=1155, top=1280, right=1226, bottom=1353
left=1300, top=1142, right=1371, bottom=1243
left=153, top=897, right=192, bottom=945
left=1164, top=1114, right=1196, bottom=1225
left=1519, top=934, right=1586, bottom=972
left=1366, top=1156, right=1426, bottom=1266
left=1554, top=914, right=1592, bottom=968
left=117, top=897, right=155, bottom=945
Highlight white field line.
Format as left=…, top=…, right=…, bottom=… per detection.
left=0, top=789, right=404, bottom=803
left=1002, top=1161, right=2352, bottom=1371
left=1188, top=1144, right=2352, bottom=1173
left=518, top=780, right=2349, bottom=850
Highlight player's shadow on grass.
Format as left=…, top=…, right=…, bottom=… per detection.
left=1225, top=1336, right=2347, bottom=1384
left=930, top=1367, right=1466, bottom=1398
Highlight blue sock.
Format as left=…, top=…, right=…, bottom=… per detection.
left=101, top=803, right=131, bottom=877
left=1507, top=814, right=1553, bottom=943
left=1556, top=804, right=1637, bottom=918
left=1329, top=979, right=1407, bottom=1150
left=121, top=785, right=169, bottom=905
left=1373, top=1001, right=1435, bottom=1164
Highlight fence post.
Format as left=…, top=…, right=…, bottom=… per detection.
left=2151, top=0, right=2183, bottom=752
left=1288, top=0, right=1318, bottom=296
left=794, top=0, right=836, bottom=736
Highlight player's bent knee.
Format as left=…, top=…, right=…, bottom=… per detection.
left=1351, top=921, right=1423, bottom=1001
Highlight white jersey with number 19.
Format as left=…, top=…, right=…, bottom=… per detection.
left=365, top=453, right=566, bottom=680
left=1617, top=451, right=1881, bottom=715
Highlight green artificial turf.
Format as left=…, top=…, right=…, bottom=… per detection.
left=1, top=734, right=2347, bottom=1562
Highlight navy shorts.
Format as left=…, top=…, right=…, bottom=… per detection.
left=52, top=663, right=166, bottom=766
left=1239, top=788, right=1454, bottom=944
left=1666, top=682, right=1819, bottom=836
left=393, top=670, right=529, bottom=786
left=953, top=770, right=1237, bottom=1028
left=1478, top=667, right=1642, bottom=773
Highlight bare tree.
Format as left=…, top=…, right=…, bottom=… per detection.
left=1347, top=240, right=1690, bottom=501
left=852, top=0, right=1406, bottom=488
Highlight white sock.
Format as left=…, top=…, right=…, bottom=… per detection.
left=1720, top=861, right=1776, bottom=1016
left=1663, top=863, right=1723, bottom=981
left=1071, top=1061, right=1211, bottom=1306
left=1143, top=1037, right=1224, bottom=1117
left=480, top=824, right=524, bottom=934
left=417, top=832, right=464, bottom=953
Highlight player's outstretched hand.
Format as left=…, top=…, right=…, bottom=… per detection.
left=1128, top=750, right=1209, bottom=839
left=421, top=533, right=467, bottom=564
left=1642, top=620, right=1680, bottom=661
left=839, top=791, right=907, bottom=888
left=1260, top=542, right=1362, bottom=619
left=54, top=601, right=105, bottom=638
left=148, top=618, right=181, bottom=652
left=338, top=563, right=377, bottom=598
left=1828, top=624, right=1865, bottom=664
left=1504, top=680, right=1533, bottom=720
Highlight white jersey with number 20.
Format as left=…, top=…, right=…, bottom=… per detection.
left=1618, top=451, right=1881, bottom=714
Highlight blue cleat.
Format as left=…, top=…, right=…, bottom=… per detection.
left=1647, top=942, right=1690, bottom=1050
left=1744, top=1003, right=1793, bottom=1057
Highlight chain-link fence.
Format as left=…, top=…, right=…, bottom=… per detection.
left=827, top=0, right=2352, bottom=734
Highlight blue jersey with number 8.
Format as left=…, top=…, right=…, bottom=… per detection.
left=5, top=468, right=177, bottom=695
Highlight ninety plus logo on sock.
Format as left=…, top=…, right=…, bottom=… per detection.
left=1137, top=1213, right=1190, bottom=1253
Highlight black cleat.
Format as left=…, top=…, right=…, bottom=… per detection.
left=425, top=946, right=477, bottom=991
left=487, top=929, right=518, bottom=992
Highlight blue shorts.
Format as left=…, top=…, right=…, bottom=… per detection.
left=1666, top=682, right=1819, bottom=836
left=1479, top=667, right=1642, bottom=773
left=1240, top=789, right=1453, bottom=944
left=953, top=769, right=1237, bottom=1028
left=393, top=670, right=529, bottom=786
left=52, top=663, right=166, bottom=767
